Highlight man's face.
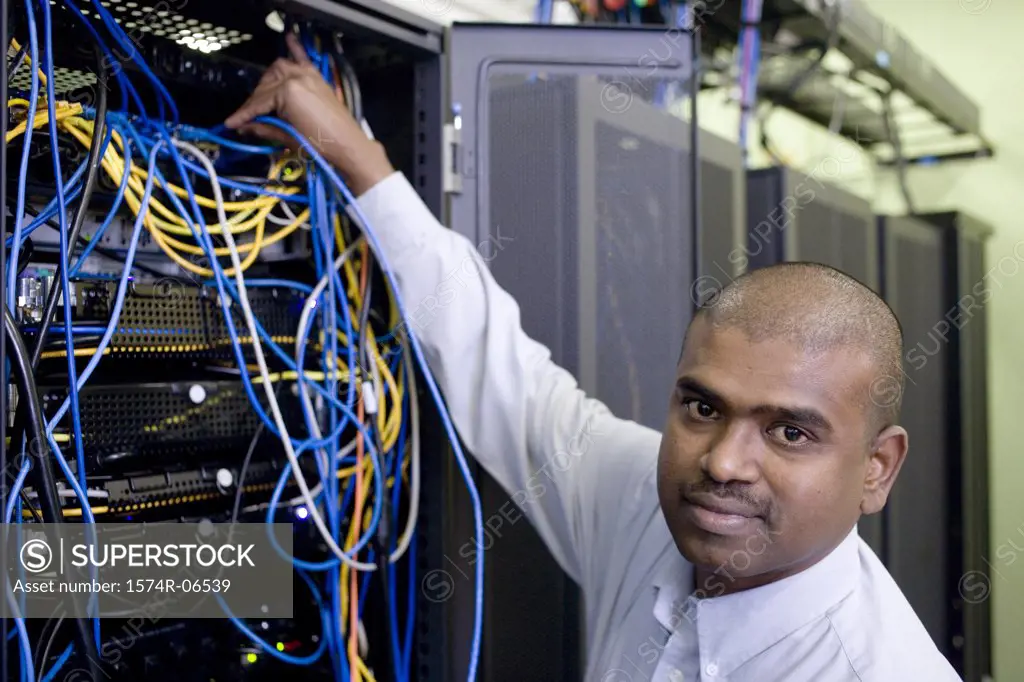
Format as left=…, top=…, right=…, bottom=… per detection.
left=657, top=317, right=891, bottom=594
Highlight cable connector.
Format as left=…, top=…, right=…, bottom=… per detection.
left=361, top=380, right=378, bottom=415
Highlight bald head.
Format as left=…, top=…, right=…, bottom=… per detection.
left=690, top=263, right=904, bottom=431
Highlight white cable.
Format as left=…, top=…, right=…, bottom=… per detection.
left=266, top=200, right=308, bottom=228
left=294, top=242, right=375, bottom=571
left=357, top=620, right=369, bottom=658
left=391, top=327, right=420, bottom=562
left=293, top=228, right=420, bottom=564
left=172, top=140, right=354, bottom=564
left=350, top=211, right=420, bottom=562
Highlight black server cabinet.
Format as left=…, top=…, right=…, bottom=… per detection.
left=744, top=166, right=879, bottom=290
left=698, top=129, right=747, bottom=285
left=744, top=166, right=883, bottom=554
left=445, top=23, right=714, bottom=682
left=877, top=214, right=954, bottom=658
left=890, top=211, right=992, bottom=682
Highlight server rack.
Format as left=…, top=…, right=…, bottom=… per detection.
left=445, top=24, right=711, bottom=681
left=744, top=165, right=879, bottom=290
left=880, top=211, right=992, bottom=682
left=2, top=1, right=453, bottom=680
left=698, top=128, right=747, bottom=285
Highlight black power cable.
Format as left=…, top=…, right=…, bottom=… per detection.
left=6, top=40, right=27, bottom=82
left=881, top=89, right=915, bottom=214
left=3, top=310, right=60, bottom=519
left=29, top=44, right=108, bottom=367
left=4, top=36, right=107, bottom=682
left=2, top=1, right=10, bottom=676
left=4, top=309, right=103, bottom=682
left=759, top=3, right=842, bottom=164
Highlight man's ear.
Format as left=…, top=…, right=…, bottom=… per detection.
left=861, top=425, right=908, bottom=515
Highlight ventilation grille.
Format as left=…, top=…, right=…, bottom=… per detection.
left=91, top=0, right=254, bottom=53
left=75, top=281, right=303, bottom=358
left=102, top=461, right=283, bottom=516
left=7, top=64, right=97, bottom=94
left=40, top=380, right=304, bottom=469
left=43, top=381, right=260, bottom=452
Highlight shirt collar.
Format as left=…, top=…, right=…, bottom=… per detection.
left=651, top=526, right=861, bottom=675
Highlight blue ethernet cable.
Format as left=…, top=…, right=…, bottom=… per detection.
left=10, top=597, right=33, bottom=682
left=156, top=132, right=387, bottom=561
left=8, top=0, right=41, bottom=313
left=229, top=279, right=315, bottom=296
left=316, top=171, right=343, bottom=545
left=22, top=326, right=109, bottom=336
left=215, top=568, right=329, bottom=666
left=176, top=126, right=278, bottom=156
left=109, top=113, right=308, bottom=202
left=94, top=119, right=352, bottom=450
left=3, top=457, right=32, bottom=523
left=70, top=125, right=134, bottom=275
left=40, top=0, right=88, bottom=494
left=44, top=133, right=155, bottom=523
left=253, top=115, right=487, bottom=682
left=5, top=159, right=86, bottom=247
left=62, top=0, right=144, bottom=117
left=87, top=0, right=177, bottom=123
left=38, top=644, right=72, bottom=682
left=313, top=170, right=347, bottom=679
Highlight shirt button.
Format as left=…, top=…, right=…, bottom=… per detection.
left=668, top=670, right=685, bottom=682
left=705, top=663, right=719, bottom=677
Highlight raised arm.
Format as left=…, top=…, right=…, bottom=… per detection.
left=225, top=34, right=663, bottom=584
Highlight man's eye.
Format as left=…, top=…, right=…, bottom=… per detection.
left=682, top=399, right=719, bottom=421
left=770, top=425, right=809, bottom=444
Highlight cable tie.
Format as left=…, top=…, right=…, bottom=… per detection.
left=361, top=381, right=378, bottom=415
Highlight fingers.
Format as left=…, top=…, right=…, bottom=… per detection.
left=224, top=90, right=275, bottom=129
left=224, top=65, right=284, bottom=128
left=237, top=122, right=295, bottom=148
left=224, top=58, right=309, bottom=128
left=286, top=32, right=312, bottom=66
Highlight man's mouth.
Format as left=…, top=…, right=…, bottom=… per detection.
left=681, top=492, right=762, bottom=536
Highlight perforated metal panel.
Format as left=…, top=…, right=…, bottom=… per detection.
left=7, top=64, right=97, bottom=93
left=594, top=119, right=688, bottom=429
left=94, top=1, right=253, bottom=52
left=73, top=281, right=303, bottom=358
left=746, top=166, right=878, bottom=290
left=40, top=381, right=266, bottom=461
left=880, top=215, right=950, bottom=649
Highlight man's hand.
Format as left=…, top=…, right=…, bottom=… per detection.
left=224, top=32, right=395, bottom=196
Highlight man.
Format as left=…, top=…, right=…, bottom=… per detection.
left=226, top=34, right=962, bottom=682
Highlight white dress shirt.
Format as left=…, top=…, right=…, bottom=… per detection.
left=355, top=172, right=963, bottom=682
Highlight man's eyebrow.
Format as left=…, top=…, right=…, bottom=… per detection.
left=676, top=376, right=833, bottom=432
left=751, top=405, right=833, bottom=432
left=675, top=377, right=725, bottom=405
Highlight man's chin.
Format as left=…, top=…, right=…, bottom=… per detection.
left=674, top=520, right=767, bottom=575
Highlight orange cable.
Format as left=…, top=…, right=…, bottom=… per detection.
left=348, top=239, right=371, bottom=680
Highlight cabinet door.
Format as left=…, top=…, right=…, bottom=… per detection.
left=447, top=24, right=695, bottom=682
left=956, top=228, right=992, bottom=682
left=880, top=216, right=951, bottom=652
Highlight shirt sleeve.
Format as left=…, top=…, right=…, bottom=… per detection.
left=354, top=172, right=663, bottom=585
